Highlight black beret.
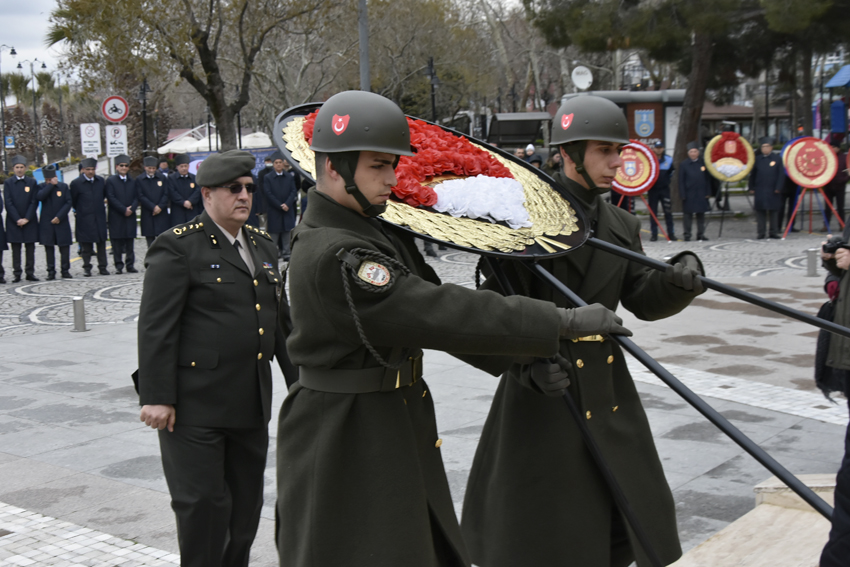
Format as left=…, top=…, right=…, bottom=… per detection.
left=80, top=158, right=97, bottom=169
left=269, top=151, right=284, bottom=162
left=143, top=156, right=158, bottom=167
left=686, top=141, right=700, bottom=151
left=196, top=150, right=256, bottom=187
left=174, top=154, right=190, bottom=166
left=11, top=155, right=27, bottom=166
left=42, top=166, right=57, bottom=179
left=759, top=136, right=774, bottom=146
left=114, top=154, right=130, bottom=165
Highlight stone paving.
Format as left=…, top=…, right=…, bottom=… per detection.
left=0, top=205, right=846, bottom=564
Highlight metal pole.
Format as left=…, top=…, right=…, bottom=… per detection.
left=207, top=107, right=212, bottom=152
left=429, top=57, right=437, bottom=123
left=0, top=47, right=6, bottom=172
left=585, top=236, right=850, bottom=339
left=141, top=78, right=148, bottom=153
left=358, top=0, right=371, bottom=92
left=31, top=62, right=40, bottom=166
left=807, top=248, right=819, bottom=277
left=71, top=297, right=88, bottom=332
left=237, top=111, right=242, bottom=149
left=527, top=262, right=834, bottom=521
left=765, top=65, right=770, bottom=139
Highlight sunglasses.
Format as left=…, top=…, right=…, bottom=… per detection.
left=218, top=183, right=257, bottom=194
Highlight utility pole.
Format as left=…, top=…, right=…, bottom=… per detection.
left=358, top=0, right=371, bottom=91
left=138, top=78, right=151, bottom=154
left=0, top=45, right=16, bottom=172
left=426, top=57, right=439, bottom=123
left=18, top=59, right=46, bottom=165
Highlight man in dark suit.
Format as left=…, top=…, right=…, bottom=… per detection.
left=168, top=154, right=200, bottom=227
left=70, top=157, right=109, bottom=276
left=3, top=155, right=40, bottom=282
left=678, top=141, right=714, bottom=241
left=748, top=136, right=785, bottom=239
left=262, top=151, right=298, bottom=260
left=37, top=166, right=73, bottom=279
left=138, top=156, right=171, bottom=247
left=105, top=155, right=139, bottom=273
left=137, top=150, right=296, bottom=567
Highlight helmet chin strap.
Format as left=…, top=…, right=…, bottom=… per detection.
left=330, top=152, right=387, bottom=217
left=564, top=141, right=608, bottom=196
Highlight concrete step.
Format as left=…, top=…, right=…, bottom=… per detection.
left=670, top=474, right=834, bottom=567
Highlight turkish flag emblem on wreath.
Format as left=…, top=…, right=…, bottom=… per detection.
left=332, top=114, right=350, bottom=136
left=561, top=113, right=574, bottom=130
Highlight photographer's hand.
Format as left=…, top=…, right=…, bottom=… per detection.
left=823, top=236, right=835, bottom=261
left=836, top=248, right=850, bottom=270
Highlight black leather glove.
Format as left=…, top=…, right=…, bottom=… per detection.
left=530, top=354, right=572, bottom=396
left=558, top=303, right=632, bottom=339
left=665, top=254, right=705, bottom=293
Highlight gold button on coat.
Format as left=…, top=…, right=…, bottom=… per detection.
left=255, top=304, right=261, bottom=311
left=586, top=411, right=591, bottom=420
left=576, top=359, right=584, bottom=368
left=612, top=406, right=619, bottom=412
left=253, top=280, right=258, bottom=286
left=216, top=278, right=221, bottom=283
left=435, top=439, right=443, bottom=448
left=257, top=353, right=263, bottom=360
left=259, top=328, right=264, bottom=335
left=607, top=355, right=614, bottom=364
left=191, top=361, right=196, bottom=367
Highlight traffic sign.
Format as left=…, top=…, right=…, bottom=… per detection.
left=102, top=95, right=129, bottom=123
left=4, top=136, right=14, bottom=149
left=80, top=123, right=101, bottom=157
left=106, top=125, right=128, bottom=157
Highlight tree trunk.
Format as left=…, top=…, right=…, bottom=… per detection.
left=216, top=106, right=238, bottom=151
left=671, top=32, right=714, bottom=208
left=802, top=45, right=813, bottom=136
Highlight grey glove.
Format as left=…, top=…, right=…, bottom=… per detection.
left=530, top=354, right=572, bottom=397
left=665, top=254, right=705, bottom=293
left=558, top=303, right=632, bottom=339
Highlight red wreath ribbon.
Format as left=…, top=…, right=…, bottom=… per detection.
left=710, top=131, right=748, bottom=164
left=303, top=110, right=513, bottom=207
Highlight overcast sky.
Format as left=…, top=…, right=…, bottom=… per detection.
left=2, top=0, right=64, bottom=80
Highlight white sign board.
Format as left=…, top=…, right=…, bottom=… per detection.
left=571, top=66, right=593, bottom=90
left=106, top=125, right=128, bottom=157
left=664, top=107, right=682, bottom=157
left=80, top=123, right=101, bottom=158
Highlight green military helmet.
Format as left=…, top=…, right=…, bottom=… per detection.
left=551, top=95, right=629, bottom=147
left=310, top=90, right=413, bottom=157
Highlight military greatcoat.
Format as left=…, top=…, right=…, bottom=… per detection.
left=277, top=190, right=563, bottom=567
left=748, top=152, right=785, bottom=211
left=36, top=182, right=73, bottom=246
left=168, top=172, right=201, bottom=226
left=3, top=175, right=40, bottom=243
left=70, top=174, right=108, bottom=243
left=137, top=172, right=171, bottom=238
left=105, top=174, right=139, bottom=239
left=678, top=158, right=714, bottom=214
left=462, top=173, right=701, bottom=567
left=0, top=191, right=6, bottom=251
left=263, top=170, right=298, bottom=233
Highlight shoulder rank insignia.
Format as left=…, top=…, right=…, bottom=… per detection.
left=357, top=261, right=391, bottom=287
left=173, top=222, right=205, bottom=237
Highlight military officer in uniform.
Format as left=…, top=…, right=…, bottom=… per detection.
left=747, top=136, right=785, bottom=239
left=168, top=154, right=200, bottom=226
left=461, top=95, right=706, bottom=567
left=138, top=156, right=171, bottom=246
left=105, top=154, right=139, bottom=273
left=37, top=166, right=73, bottom=279
left=137, top=150, right=295, bottom=567
left=262, top=151, right=297, bottom=260
left=70, top=157, right=109, bottom=276
left=4, top=155, right=40, bottom=282
left=276, top=90, right=630, bottom=567
left=678, top=141, right=714, bottom=241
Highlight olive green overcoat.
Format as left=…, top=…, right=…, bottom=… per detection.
left=461, top=176, right=701, bottom=567
left=276, top=190, right=563, bottom=567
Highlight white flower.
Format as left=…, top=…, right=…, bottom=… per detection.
left=433, top=175, right=532, bottom=229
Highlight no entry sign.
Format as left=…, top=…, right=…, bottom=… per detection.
left=102, top=96, right=129, bottom=123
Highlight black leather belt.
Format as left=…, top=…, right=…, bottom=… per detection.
left=298, top=352, right=423, bottom=394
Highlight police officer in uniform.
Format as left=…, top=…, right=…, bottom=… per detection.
left=105, top=154, right=139, bottom=273
left=37, top=166, right=73, bottom=279
left=748, top=136, right=784, bottom=239
left=168, top=154, right=200, bottom=226
left=70, top=157, right=109, bottom=276
left=137, top=150, right=295, bottom=567
left=678, top=141, right=714, bottom=241
left=262, top=151, right=297, bottom=260
left=647, top=141, right=676, bottom=241
left=461, top=95, right=705, bottom=567
left=138, top=156, right=171, bottom=247
left=4, top=155, right=40, bottom=282
left=275, top=90, right=630, bottom=567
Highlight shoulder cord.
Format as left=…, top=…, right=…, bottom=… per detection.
left=338, top=248, right=411, bottom=369
left=474, top=256, right=485, bottom=289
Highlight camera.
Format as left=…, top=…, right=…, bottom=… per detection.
left=823, top=236, right=850, bottom=254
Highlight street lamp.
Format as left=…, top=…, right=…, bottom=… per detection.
left=137, top=78, right=152, bottom=154
left=17, top=58, right=47, bottom=166
left=0, top=45, right=16, bottom=172
left=424, top=57, right=441, bottom=123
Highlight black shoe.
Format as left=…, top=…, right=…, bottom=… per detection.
left=669, top=235, right=677, bottom=241
left=650, top=235, right=658, bottom=242
left=791, top=228, right=800, bottom=233
left=84, top=270, right=92, bottom=277
left=684, top=237, right=691, bottom=242
left=698, top=237, right=709, bottom=241
left=46, top=273, right=56, bottom=281
left=757, top=235, right=766, bottom=240
left=0, top=276, right=5, bottom=284
left=425, top=249, right=438, bottom=257
left=61, top=272, right=72, bottom=279
left=26, top=275, right=40, bottom=282
left=769, top=234, right=781, bottom=239
left=115, top=269, right=123, bottom=275
left=126, top=267, right=138, bottom=273
left=99, top=270, right=110, bottom=276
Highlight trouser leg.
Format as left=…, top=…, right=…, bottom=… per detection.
left=11, top=243, right=22, bottom=279
left=662, top=194, right=675, bottom=236
left=44, top=246, right=56, bottom=274
left=837, top=187, right=846, bottom=227
left=125, top=239, right=135, bottom=269
left=96, top=241, right=108, bottom=271
left=280, top=231, right=291, bottom=259
left=756, top=210, right=767, bottom=238
left=80, top=242, right=93, bottom=272
left=146, top=236, right=155, bottom=247
left=24, top=243, right=34, bottom=277
left=820, top=398, right=850, bottom=567
left=648, top=193, right=660, bottom=236
left=59, top=246, right=70, bottom=274
left=111, top=239, right=125, bottom=271
left=0, top=250, right=4, bottom=278
left=682, top=213, right=693, bottom=240
left=696, top=213, right=706, bottom=239
left=769, top=210, right=780, bottom=237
